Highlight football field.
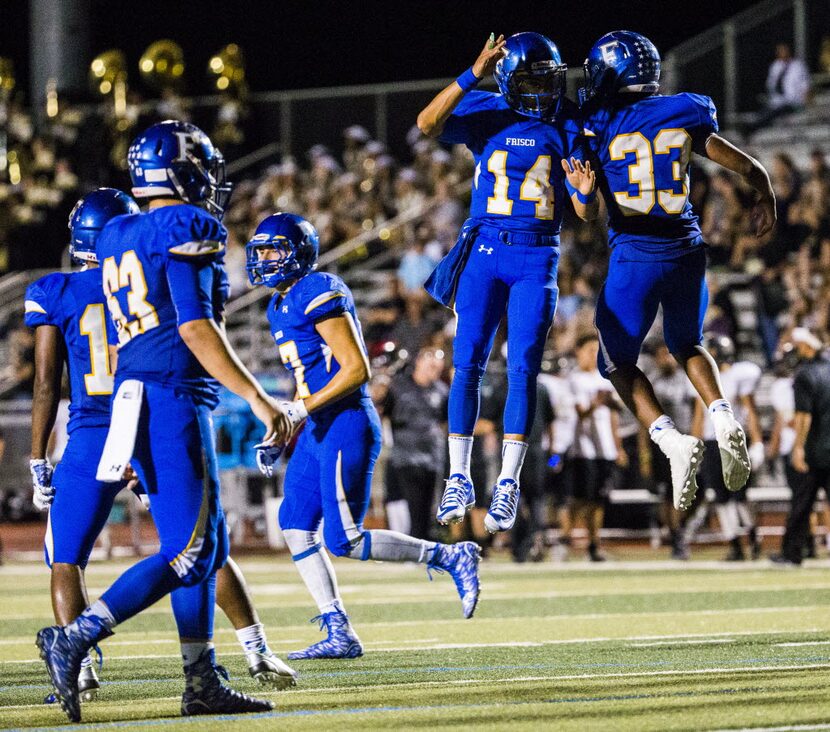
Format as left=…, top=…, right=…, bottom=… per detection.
left=2, top=554, right=830, bottom=730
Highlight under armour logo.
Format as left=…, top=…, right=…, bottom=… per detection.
left=282, top=305, right=289, bottom=313
left=478, top=245, right=493, bottom=255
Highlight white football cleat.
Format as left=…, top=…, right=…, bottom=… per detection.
left=247, top=651, right=297, bottom=690
left=712, top=413, right=751, bottom=491
left=659, top=432, right=704, bottom=511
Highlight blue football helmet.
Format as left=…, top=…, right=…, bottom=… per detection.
left=246, top=213, right=320, bottom=288
left=580, top=30, right=661, bottom=105
left=494, top=32, right=567, bottom=119
left=127, top=120, right=232, bottom=217
left=68, top=188, right=139, bottom=264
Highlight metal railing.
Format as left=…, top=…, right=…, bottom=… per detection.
left=663, top=0, right=828, bottom=125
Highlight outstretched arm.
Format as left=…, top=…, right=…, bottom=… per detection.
left=416, top=34, right=505, bottom=138
left=704, top=134, right=776, bottom=237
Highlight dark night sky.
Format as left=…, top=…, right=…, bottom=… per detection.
left=5, top=0, right=766, bottom=98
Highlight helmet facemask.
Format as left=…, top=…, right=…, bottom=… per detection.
left=246, top=236, right=304, bottom=288
left=503, top=61, right=567, bottom=119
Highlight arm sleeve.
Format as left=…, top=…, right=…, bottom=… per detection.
left=166, top=257, right=217, bottom=326
left=166, top=208, right=227, bottom=259
left=213, top=263, right=231, bottom=320
left=793, top=370, right=813, bottom=413
left=24, top=277, right=60, bottom=328
left=438, top=90, right=492, bottom=146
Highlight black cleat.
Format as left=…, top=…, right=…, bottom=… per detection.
left=181, top=651, right=274, bottom=716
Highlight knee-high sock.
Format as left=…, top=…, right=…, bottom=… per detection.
left=385, top=499, right=412, bottom=535
left=348, top=530, right=437, bottom=563
left=171, top=571, right=216, bottom=640
left=716, top=502, right=739, bottom=541
left=283, top=529, right=342, bottom=615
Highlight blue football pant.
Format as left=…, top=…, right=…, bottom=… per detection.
left=46, top=426, right=124, bottom=569
left=595, top=247, right=708, bottom=378
left=100, top=384, right=227, bottom=639
left=449, top=232, right=559, bottom=436
left=279, top=404, right=382, bottom=558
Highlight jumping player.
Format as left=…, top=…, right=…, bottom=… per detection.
left=247, top=212, right=481, bottom=660
left=578, top=31, right=776, bottom=511
left=417, top=32, right=598, bottom=533
left=35, top=122, right=287, bottom=722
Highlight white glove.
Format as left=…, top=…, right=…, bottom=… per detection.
left=749, top=442, right=765, bottom=471
left=130, top=484, right=151, bottom=511
left=254, top=441, right=285, bottom=478
left=30, top=458, right=55, bottom=511
left=279, top=399, right=308, bottom=434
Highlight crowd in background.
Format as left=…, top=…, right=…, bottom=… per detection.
left=2, top=46, right=830, bottom=563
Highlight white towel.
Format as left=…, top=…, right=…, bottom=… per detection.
left=96, top=379, right=144, bottom=483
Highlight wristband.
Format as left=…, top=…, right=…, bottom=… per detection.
left=456, top=67, right=482, bottom=93
left=575, top=189, right=597, bottom=204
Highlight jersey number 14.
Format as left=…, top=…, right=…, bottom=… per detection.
left=485, top=151, right=554, bottom=219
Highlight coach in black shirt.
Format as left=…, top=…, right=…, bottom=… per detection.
left=382, top=347, right=448, bottom=540
left=775, top=329, right=830, bottom=565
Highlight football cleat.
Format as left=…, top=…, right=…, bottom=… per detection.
left=35, top=627, right=89, bottom=722
left=287, top=609, right=363, bottom=660
left=484, top=479, right=520, bottom=533
left=181, top=650, right=273, bottom=716
left=427, top=542, right=481, bottom=619
left=436, top=474, right=475, bottom=525
left=658, top=432, right=704, bottom=511
left=712, top=414, right=751, bottom=492
left=247, top=651, right=298, bottom=689
left=78, top=663, right=100, bottom=702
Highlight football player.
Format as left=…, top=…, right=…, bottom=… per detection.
left=690, top=336, right=764, bottom=560
left=35, top=121, right=287, bottom=722
left=29, top=190, right=296, bottom=699
left=578, top=31, right=776, bottom=511
left=417, top=32, right=598, bottom=533
left=247, top=213, right=481, bottom=660
left=26, top=188, right=140, bottom=703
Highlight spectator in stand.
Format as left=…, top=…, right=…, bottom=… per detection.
left=763, top=43, right=811, bottom=121
left=773, top=328, right=830, bottom=565
left=381, top=347, right=448, bottom=540
left=397, top=225, right=439, bottom=298
left=562, top=334, right=625, bottom=562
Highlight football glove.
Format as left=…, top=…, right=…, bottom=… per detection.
left=254, top=441, right=285, bottom=478
left=280, top=399, right=308, bottom=434
left=130, top=483, right=151, bottom=511
left=30, top=458, right=55, bottom=511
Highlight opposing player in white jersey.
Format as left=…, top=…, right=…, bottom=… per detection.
left=691, top=336, right=764, bottom=560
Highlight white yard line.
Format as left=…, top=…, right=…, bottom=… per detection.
left=775, top=640, right=830, bottom=647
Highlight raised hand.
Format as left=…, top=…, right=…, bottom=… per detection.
left=561, top=157, right=596, bottom=196
left=750, top=193, right=776, bottom=237
left=472, top=34, right=506, bottom=79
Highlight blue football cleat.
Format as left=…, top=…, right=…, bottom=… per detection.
left=181, top=650, right=273, bottom=716
left=287, top=609, right=363, bottom=660
left=428, top=542, right=481, bottom=619
left=484, top=479, right=521, bottom=533
left=437, top=474, right=475, bottom=525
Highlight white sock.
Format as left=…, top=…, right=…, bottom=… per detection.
left=649, top=415, right=678, bottom=447
left=716, top=503, right=739, bottom=541
left=80, top=599, right=116, bottom=631
left=385, top=499, right=411, bottom=535
left=708, top=399, right=734, bottom=417
left=498, top=440, right=528, bottom=483
left=448, top=435, right=473, bottom=479
left=181, top=641, right=213, bottom=667
left=283, top=529, right=343, bottom=615
left=348, top=530, right=437, bottom=563
left=736, top=502, right=753, bottom=528
left=236, top=622, right=271, bottom=663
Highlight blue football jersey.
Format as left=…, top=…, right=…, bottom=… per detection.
left=24, top=268, right=113, bottom=432
left=582, top=93, right=718, bottom=258
left=440, top=91, right=583, bottom=237
left=96, top=203, right=229, bottom=407
left=267, top=271, right=369, bottom=416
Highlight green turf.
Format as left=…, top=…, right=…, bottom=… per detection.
left=2, top=555, right=830, bottom=730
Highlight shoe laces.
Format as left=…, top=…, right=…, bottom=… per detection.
left=490, top=480, right=519, bottom=518
left=440, top=476, right=469, bottom=508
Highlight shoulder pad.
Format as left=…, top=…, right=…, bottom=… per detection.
left=24, top=272, right=67, bottom=325
left=162, top=205, right=227, bottom=259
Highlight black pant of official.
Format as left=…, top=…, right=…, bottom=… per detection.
left=780, top=460, right=829, bottom=564
left=386, top=463, right=438, bottom=541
